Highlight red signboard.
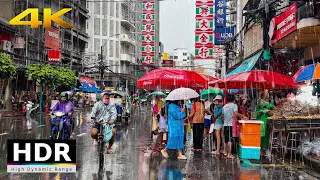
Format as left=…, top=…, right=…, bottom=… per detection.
left=162, top=60, right=174, bottom=67
left=269, top=2, right=297, bottom=44
left=80, top=76, right=96, bottom=85
left=45, top=28, right=60, bottom=49
left=48, top=49, right=61, bottom=62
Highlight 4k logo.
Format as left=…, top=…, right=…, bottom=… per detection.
left=10, top=8, right=73, bottom=28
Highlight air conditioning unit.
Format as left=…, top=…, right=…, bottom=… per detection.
left=0, top=40, right=12, bottom=52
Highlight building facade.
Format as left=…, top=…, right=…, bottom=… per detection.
left=168, top=48, right=194, bottom=70
left=85, top=0, right=142, bottom=93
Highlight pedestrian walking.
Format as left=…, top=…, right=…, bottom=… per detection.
left=161, top=100, right=187, bottom=160
left=222, top=94, right=247, bottom=159
left=185, top=97, right=205, bottom=151
left=211, top=95, right=225, bottom=155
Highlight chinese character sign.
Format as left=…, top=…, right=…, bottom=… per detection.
left=215, top=0, right=226, bottom=27
left=195, top=0, right=214, bottom=60
left=141, top=1, right=156, bottom=64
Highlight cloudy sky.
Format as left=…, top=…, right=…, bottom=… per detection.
left=160, top=0, right=196, bottom=54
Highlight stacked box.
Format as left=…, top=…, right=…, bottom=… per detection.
left=239, top=121, right=263, bottom=160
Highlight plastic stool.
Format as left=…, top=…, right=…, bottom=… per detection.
left=283, top=132, right=301, bottom=163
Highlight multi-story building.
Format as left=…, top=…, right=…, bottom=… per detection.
left=168, top=48, right=194, bottom=70
left=0, top=0, right=89, bottom=89
left=86, top=0, right=142, bottom=93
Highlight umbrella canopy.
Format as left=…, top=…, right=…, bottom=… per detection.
left=209, top=70, right=300, bottom=89
left=201, top=74, right=218, bottom=82
left=166, top=88, right=199, bottom=101
left=293, top=63, right=320, bottom=82
left=137, top=68, right=207, bottom=90
left=148, top=91, right=166, bottom=97
left=200, top=88, right=224, bottom=99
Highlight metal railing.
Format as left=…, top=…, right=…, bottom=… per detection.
left=297, top=3, right=320, bottom=21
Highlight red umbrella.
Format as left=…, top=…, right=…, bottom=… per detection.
left=200, top=74, right=218, bottom=82
left=209, top=70, right=300, bottom=89
left=137, top=68, right=207, bottom=90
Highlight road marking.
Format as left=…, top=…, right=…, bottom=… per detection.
left=0, top=133, right=9, bottom=136
left=77, top=133, right=87, bottom=136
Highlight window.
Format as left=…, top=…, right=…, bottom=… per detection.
left=102, top=19, right=108, bottom=36
left=183, top=52, right=187, bottom=56
left=102, top=39, right=107, bottom=55
left=102, top=2, right=108, bottom=15
left=94, top=2, right=100, bottom=15
left=116, top=3, right=119, bottom=18
left=183, top=59, right=187, bottom=61
left=115, top=41, right=119, bottom=58
left=109, top=60, right=114, bottom=71
left=94, top=18, right=100, bottom=36
left=116, top=22, right=119, bottom=34
left=94, top=38, right=100, bottom=53
left=169, top=56, right=173, bottom=59
left=116, top=61, right=119, bottom=73
left=109, top=40, right=114, bottom=57
left=187, top=57, right=190, bottom=60
left=110, top=2, right=114, bottom=17
left=174, top=56, right=178, bottom=59
left=110, top=20, right=114, bottom=36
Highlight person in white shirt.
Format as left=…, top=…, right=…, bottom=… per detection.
left=204, top=98, right=212, bottom=140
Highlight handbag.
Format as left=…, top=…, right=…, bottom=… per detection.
left=153, top=105, right=159, bottom=114
left=227, top=106, right=240, bottom=137
left=103, top=124, right=114, bottom=143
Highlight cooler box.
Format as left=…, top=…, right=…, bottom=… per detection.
left=240, top=133, right=261, bottom=147
left=239, top=120, right=262, bottom=135
left=239, top=145, right=261, bottom=160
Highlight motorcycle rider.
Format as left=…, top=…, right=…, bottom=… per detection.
left=51, top=92, right=75, bottom=138
left=89, top=92, right=117, bottom=154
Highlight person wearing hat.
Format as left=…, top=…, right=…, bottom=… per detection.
left=89, top=92, right=118, bottom=154
left=212, top=95, right=225, bottom=155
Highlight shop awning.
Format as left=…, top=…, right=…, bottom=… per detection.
left=226, top=51, right=262, bottom=77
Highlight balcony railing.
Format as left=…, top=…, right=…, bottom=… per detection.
left=298, top=3, right=320, bottom=21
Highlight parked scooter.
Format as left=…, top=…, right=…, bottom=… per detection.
left=26, top=101, right=39, bottom=117
left=50, top=110, right=72, bottom=140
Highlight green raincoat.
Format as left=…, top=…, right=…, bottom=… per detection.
left=255, top=99, right=274, bottom=149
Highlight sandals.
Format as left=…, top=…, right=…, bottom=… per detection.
left=177, top=155, right=187, bottom=160
left=161, top=149, right=169, bottom=158
left=227, top=155, right=235, bottom=159
left=212, top=151, right=220, bottom=155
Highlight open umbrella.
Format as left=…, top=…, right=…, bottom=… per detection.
left=166, top=88, right=199, bottom=101
left=137, top=68, right=207, bottom=90
left=209, top=70, right=300, bottom=89
left=293, top=63, right=320, bottom=82
left=147, top=91, right=166, bottom=97
left=200, top=88, right=224, bottom=99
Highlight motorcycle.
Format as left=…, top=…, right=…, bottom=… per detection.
left=50, top=110, right=72, bottom=140
left=26, top=101, right=39, bottom=117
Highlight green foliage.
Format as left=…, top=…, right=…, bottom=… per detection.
left=26, top=64, right=77, bottom=89
left=0, top=53, right=16, bottom=79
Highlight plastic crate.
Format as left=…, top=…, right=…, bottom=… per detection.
left=240, top=133, right=261, bottom=147
left=239, top=145, right=261, bottom=160
left=240, top=122, right=261, bottom=135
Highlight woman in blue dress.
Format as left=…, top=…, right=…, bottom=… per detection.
left=161, top=100, right=187, bottom=160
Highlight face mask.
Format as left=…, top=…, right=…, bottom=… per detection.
left=103, top=99, right=110, bottom=104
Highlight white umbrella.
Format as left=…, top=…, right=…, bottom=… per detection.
left=165, top=88, right=199, bottom=101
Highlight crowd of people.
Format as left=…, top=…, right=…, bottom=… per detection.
left=152, top=94, right=249, bottom=160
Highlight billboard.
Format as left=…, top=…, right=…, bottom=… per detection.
left=48, top=49, right=61, bottom=62
left=141, top=1, right=156, bottom=64
left=45, top=28, right=60, bottom=49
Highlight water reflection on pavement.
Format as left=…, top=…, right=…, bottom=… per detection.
left=0, top=106, right=318, bottom=180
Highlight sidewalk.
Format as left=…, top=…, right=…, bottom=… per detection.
left=0, top=110, right=51, bottom=118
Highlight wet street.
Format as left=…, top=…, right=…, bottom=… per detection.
left=0, top=106, right=319, bottom=180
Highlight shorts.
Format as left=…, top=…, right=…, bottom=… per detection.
left=224, top=126, right=233, bottom=142
left=204, top=119, right=211, bottom=128
left=214, top=123, right=223, bottom=130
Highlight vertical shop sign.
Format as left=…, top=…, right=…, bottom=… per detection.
left=141, top=1, right=156, bottom=64
left=195, top=0, right=214, bottom=60
left=215, top=0, right=226, bottom=27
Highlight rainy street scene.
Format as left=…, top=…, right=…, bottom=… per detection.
left=2, top=0, right=320, bottom=179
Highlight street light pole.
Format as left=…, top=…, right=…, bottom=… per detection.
left=99, top=34, right=120, bottom=87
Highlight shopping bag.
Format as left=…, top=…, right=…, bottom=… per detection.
left=152, top=115, right=159, bottom=132
left=187, top=120, right=192, bottom=133
left=209, top=123, right=215, bottom=134
left=104, top=124, right=114, bottom=143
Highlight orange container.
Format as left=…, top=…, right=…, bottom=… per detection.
left=240, top=174, right=260, bottom=180
left=240, top=133, right=261, bottom=147
left=240, top=122, right=261, bottom=135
